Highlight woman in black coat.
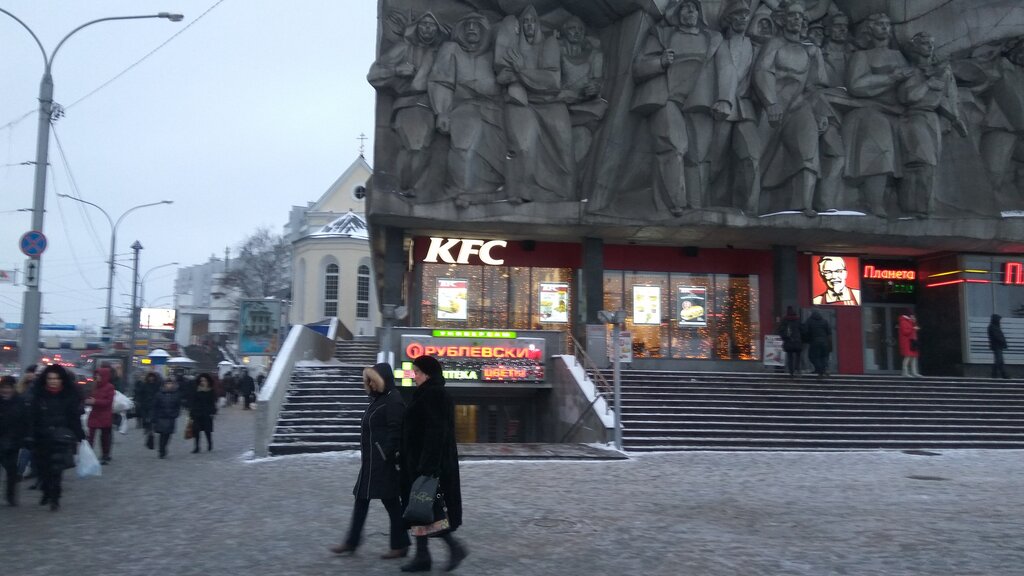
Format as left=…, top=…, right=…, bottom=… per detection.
left=331, top=363, right=409, bottom=559
left=150, top=378, right=181, bottom=459
left=778, top=307, right=804, bottom=378
left=189, top=373, right=218, bottom=453
left=29, top=365, right=85, bottom=511
left=399, top=355, right=467, bottom=573
left=805, top=310, right=832, bottom=378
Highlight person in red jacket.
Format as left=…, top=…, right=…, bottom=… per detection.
left=86, top=366, right=116, bottom=464
left=898, top=313, right=921, bottom=378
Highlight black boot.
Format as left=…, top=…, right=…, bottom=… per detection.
left=442, top=533, right=468, bottom=572
left=400, top=537, right=431, bottom=572
left=39, top=493, right=49, bottom=506
left=50, top=499, right=60, bottom=512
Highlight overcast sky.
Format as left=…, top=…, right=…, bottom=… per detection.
left=0, top=0, right=378, bottom=330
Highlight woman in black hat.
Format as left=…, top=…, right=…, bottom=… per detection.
left=400, top=355, right=467, bottom=572
left=331, top=362, right=410, bottom=559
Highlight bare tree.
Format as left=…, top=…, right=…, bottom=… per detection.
left=222, top=227, right=290, bottom=299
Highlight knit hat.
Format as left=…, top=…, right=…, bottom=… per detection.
left=412, top=355, right=444, bottom=379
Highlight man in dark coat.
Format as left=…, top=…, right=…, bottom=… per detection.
left=805, top=310, right=832, bottom=378
left=331, top=362, right=410, bottom=559
left=778, top=306, right=804, bottom=378
left=238, top=369, right=256, bottom=410
left=134, top=372, right=162, bottom=432
left=400, top=355, right=467, bottom=573
left=29, top=365, right=86, bottom=511
left=150, top=378, right=181, bottom=459
left=0, top=375, right=28, bottom=505
left=988, top=314, right=1010, bottom=379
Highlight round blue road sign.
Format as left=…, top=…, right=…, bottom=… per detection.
left=20, top=230, right=47, bottom=258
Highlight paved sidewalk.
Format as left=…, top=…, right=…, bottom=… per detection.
left=6, top=405, right=1024, bottom=575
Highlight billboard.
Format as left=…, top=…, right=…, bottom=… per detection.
left=399, top=332, right=545, bottom=384
left=139, top=308, right=176, bottom=331
left=239, top=299, right=282, bottom=355
left=677, top=286, right=707, bottom=326
left=811, top=255, right=861, bottom=306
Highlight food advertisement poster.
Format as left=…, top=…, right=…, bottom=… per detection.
left=632, top=285, right=661, bottom=325
left=437, top=279, right=469, bottom=320
left=677, top=286, right=707, bottom=327
left=538, top=282, right=569, bottom=323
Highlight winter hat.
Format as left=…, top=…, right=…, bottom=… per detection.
left=412, top=355, right=444, bottom=379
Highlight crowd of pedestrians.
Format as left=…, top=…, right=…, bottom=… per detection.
left=0, top=361, right=259, bottom=510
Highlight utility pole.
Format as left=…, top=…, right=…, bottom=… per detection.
left=125, top=241, right=143, bottom=387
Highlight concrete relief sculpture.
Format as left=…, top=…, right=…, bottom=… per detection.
left=631, top=0, right=724, bottom=216
left=971, top=39, right=1024, bottom=203
left=495, top=5, right=575, bottom=203
left=558, top=16, right=608, bottom=165
left=821, top=13, right=852, bottom=88
left=429, top=12, right=506, bottom=207
left=753, top=1, right=831, bottom=217
left=897, top=32, right=968, bottom=217
left=708, top=0, right=761, bottom=214
left=367, top=12, right=447, bottom=197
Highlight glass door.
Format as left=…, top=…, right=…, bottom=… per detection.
left=863, top=305, right=913, bottom=373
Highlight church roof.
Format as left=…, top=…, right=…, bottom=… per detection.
left=308, top=210, right=369, bottom=240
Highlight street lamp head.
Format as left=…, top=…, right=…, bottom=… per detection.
left=158, top=13, right=185, bottom=22
left=160, top=200, right=174, bottom=205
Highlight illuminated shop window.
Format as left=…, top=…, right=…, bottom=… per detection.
left=604, top=271, right=761, bottom=361
left=324, top=263, right=339, bottom=317
left=422, top=263, right=572, bottom=330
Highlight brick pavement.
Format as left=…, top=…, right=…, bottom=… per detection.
left=6, top=404, right=1024, bottom=576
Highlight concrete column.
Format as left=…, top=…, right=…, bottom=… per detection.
left=773, top=245, right=799, bottom=316
left=582, top=237, right=604, bottom=324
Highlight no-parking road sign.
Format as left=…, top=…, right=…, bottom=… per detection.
left=20, top=230, right=47, bottom=258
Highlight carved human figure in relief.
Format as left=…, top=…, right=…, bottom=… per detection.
left=558, top=15, right=607, bottom=164
left=631, top=0, right=724, bottom=216
left=842, top=12, right=915, bottom=218
left=367, top=12, right=447, bottom=197
left=495, top=5, right=575, bottom=203
left=708, top=0, right=762, bottom=214
left=976, top=40, right=1024, bottom=199
left=820, top=12, right=852, bottom=88
left=896, top=32, right=968, bottom=217
left=753, top=1, right=831, bottom=217
left=429, top=13, right=506, bottom=207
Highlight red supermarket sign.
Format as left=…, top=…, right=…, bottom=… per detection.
left=400, top=334, right=545, bottom=383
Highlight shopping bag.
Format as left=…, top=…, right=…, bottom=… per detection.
left=118, top=417, right=129, bottom=434
left=184, top=418, right=194, bottom=440
left=113, top=391, right=134, bottom=413
left=76, top=440, right=102, bottom=478
left=402, top=475, right=440, bottom=525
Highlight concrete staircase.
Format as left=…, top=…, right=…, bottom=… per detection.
left=334, top=337, right=378, bottom=365
left=268, top=366, right=366, bottom=456
left=604, top=370, right=1024, bottom=452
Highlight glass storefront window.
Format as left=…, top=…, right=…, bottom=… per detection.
left=421, top=263, right=572, bottom=330
left=605, top=271, right=761, bottom=361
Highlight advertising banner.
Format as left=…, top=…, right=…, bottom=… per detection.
left=763, top=335, right=785, bottom=367
left=811, top=255, right=862, bottom=306
left=140, top=308, right=176, bottom=331
left=632, top=285, right=661, bottom=325
left=607, top=330, right=633, bottom=364
left=399, top=332, right=545, bottom=384
left=677, top=286, right=707, bottom=326
left=239, top=299, right=282, bottom=355
left=436, top=279, right=469, bottom=320
left=538, top=282, right=569, bottom=323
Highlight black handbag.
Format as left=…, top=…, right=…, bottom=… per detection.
left=47, top=426, right=76, bottom=446
left=403, top=475, right=440, bottom=525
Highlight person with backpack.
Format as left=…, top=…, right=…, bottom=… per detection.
left=778, top=307, right=805, bottom=378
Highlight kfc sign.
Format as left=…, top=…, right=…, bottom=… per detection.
left=423, top=237, right=507, bottom=266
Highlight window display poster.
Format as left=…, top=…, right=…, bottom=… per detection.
left=632, top=285, right=661, bottom=325
left=763, top=335, right=785, bottom=367
left=677, top=286, right=707, bottom=326
left=539, top=282, right=569, bottom=323
left=437, top=279, right=469, bottom=320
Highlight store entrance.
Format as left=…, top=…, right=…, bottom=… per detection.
left=453, top=402, right=528, bottom=443
left=863, top=305, right=914, bottom=373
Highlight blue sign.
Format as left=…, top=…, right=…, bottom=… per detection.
left=19, top=231, right=47, bottom=258
left=3, top=323, right=76, bottom=331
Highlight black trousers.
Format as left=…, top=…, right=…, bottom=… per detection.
left=993, top=349, right=1010, bottom=378
left=345, top=496, right=410, bottom=550
left=0, top=450, right=18, bottom=501
left=785, top=350, right=801, bottom=376
left=34, top=446, right=67, bottom=502
left=158, top=432, right=172, bottom=455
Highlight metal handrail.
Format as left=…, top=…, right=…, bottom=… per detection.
left=559, top=334, right=616, bottom=443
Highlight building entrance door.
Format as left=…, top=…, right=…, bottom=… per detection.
left=863, top=305, right=914, bottom=373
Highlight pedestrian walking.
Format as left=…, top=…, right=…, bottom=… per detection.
left=134, top=372, right=161, bottom=433
left=15, top=364, right=37, bottom=484
left=239, top=369, right=256, bottom=410
left=222, top=372, right=238, bottom=406
left=806, top=310, right=832, bottom=379
left=988, top=314, right=1011, bottom=379
left=400, top=355, right=467, bottom=573
left=189, top=373, right=217, bottom=453
left=150, top=378, right=181, bottom=459
left=0, top=375, right=28, bottom=506
left=85, top=366, right=115, bottom=465
left=778, top=307, right=804, bottom=378
left=331, top=363, right=409, bottom=559
left=899, top=313, right=922, bottom=378
left=29, top=365, right=85, bottom=511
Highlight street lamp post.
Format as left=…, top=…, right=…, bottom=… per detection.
left=0, top=8, right=183, bottom=368
left=139, top=262, right=180, bottom=310
left=126, top=241, right=143, bottom=388
left=57, top=194, right=173, bottom=339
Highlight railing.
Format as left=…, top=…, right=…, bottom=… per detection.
left=560, top=334, right=615, bottom=443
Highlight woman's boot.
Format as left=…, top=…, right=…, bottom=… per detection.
left=400, top=536, right=431, bottom=572
left=441, top=533, right=468, bottom=572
